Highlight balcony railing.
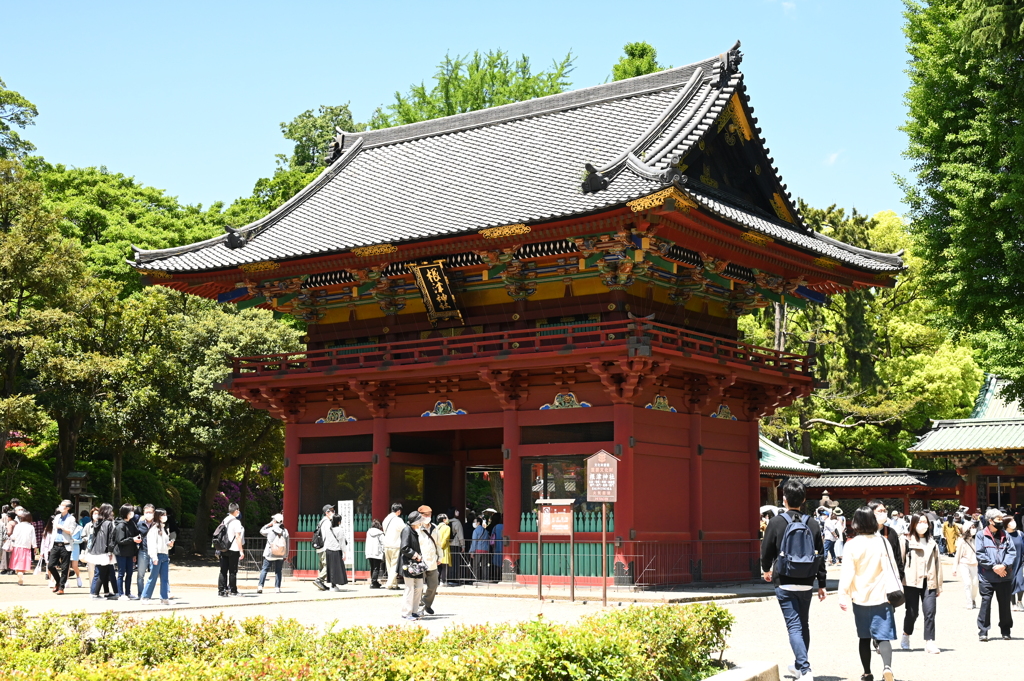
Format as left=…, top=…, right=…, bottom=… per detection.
left=230, top=319, right=812, bottom=378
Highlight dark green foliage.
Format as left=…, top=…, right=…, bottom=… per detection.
left=122, top=469, right=171, bottom=510
left=611, top=42, right=665, bottom=81
left=0, top=78, right=37, bottom=159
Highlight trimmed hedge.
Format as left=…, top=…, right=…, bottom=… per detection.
left=0, top=603, right=733, bottom=681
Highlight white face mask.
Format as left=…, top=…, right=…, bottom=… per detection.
left=92, top=514, right=100, bottom=522
left=916, top=522, right=929, bottom=535
left=1008, top=520, right=1017, bottom=533
left=874, top=511, right=887, bottom=525
left=144, top=513, right=154, bottom=521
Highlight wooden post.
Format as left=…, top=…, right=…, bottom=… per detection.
left=371, top=417, right=390, bottom=522
left=602, top=502, right=608, bottom=607
left=282, top=425, right=300, bottom=536
left=570, top=517, right=575, bottom=603
left=537, top=521, right=543, bottom=601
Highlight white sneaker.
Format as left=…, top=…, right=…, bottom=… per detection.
left=76, top=577, right=83, bottom=588
left=787, top=664, right=797, bottom=676
left=882, top=666, right=894, bottom=681
left=900, top=634, right=910, bottom=650
left=797, top=671, right=813, bottom=681
left=925, top=641, right=940, bottom=654
left=256, top=587, right=263, bottom=594
left=118, top=595, right=129, bottom=601
left=276, top=587, right=283, bottom=593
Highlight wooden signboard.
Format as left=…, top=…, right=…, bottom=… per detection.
left=586, top=449, right=619, bottom=503
left=537, top=505, right=573, bottom=535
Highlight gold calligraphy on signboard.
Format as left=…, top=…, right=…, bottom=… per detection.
left=586, top=449, right=619, bottom=503
left=410, top=261, right=464, bottom=326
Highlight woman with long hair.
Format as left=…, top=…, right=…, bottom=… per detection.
left=85, top=503, right=117, bottom=599
left=141, top=508, right=171, bottom=605
left=953, top=519, right=980, bottom=609
left=323, top=512, right=348, bottom=590
left=39, top=515, right=54, bottom=587
left=8, top=511, right=37, bottom=585
left=113, top=503, right=141, bottom=600
left=943, top=515, right=962, bottom=557
left=900, top=514, right=943, bottom=653
left=839, top=506, right=898, bottom=681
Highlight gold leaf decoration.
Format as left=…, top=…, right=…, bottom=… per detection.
left=769, top=193, right=794, bottom=224
left=137, top=269, right=173, bottom=280
left=813, top=257, right=841, bottom=270
left=351, top=244, right=398, bottom=258
left=626, top=187, right=698, bottom=213
left=478, top=224, right=531, bottom=239
left=238, top=261, right=280, bottom=273
left=740, top=232, right=773, bottom=247
left=700, top=164, right=719, bottom=189
left=874, top=272, right=895, bottom=281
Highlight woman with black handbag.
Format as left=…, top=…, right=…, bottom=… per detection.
left=399, top=511, right=428, bottom=620
left=839, top=506, right=900, bottom=681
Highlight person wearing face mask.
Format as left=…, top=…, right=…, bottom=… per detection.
left=112, top=504, right=141, bottom=600
left=399, top=511, right=427, bottom=620
left=470, top=516, right=490, bottom=583
left=976, top=508, right=1017, bottom=641
left=953, top=520, right=980, bottom=609
left=142, top=508, right=172, bottom=605
left=899, top=514, right=943, bottom=654
left=1004, top=515, right=1024, bottom=612
left=47, top=500, right=78, bottom=595
left=135, top=504, right=155, bottom=597
left=868, top=501, right=905, bottom=585
left=84, top=504, right=118, bottom=599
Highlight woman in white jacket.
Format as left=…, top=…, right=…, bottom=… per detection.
left=953, top=521, right=980, bottom=609
left=839, top=506, right=898, bottom=681
left=365, top=519, right=385, bottom=588
left=141, top=508, right=172, bottom=605
left=257, top=513, right=289, bottom=594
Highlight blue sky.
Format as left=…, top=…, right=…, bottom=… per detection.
left=5, top=0, right=910, bottom=217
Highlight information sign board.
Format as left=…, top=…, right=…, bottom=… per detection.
left=586, top=449, right=619, bottom=503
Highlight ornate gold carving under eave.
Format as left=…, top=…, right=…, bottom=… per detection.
left=669, top=268, right=710, bottom=305
left=626, top=187, right=698, bottom=213
left=137, top=269, right=173, bottom=280
left=351, top=243, right=398, bottom=258
left=479, top=224, right=530, bottom=239
left=769, top=193, right=795, bottom=224
left=245, top=276, right=304, bottom=299
left=753, top=270, right=806, bottom=295
left=700, top=164, right=719, bottom=189
left=812, top=257, right=841, bottom=271
left=715, top=93, right=754, bottom=142
left=501, top=260, right=537, bottom=301
left=238, top=261, right=280, bottom=273
left=598, top=258, right=647, bottom=291
left=700, top=252, right=729, bottom=274
left=726, top=283, right=770, bottom=318
left=741, top=232, right=774, bottom=247
left=874, top=272, right=895, bottom=281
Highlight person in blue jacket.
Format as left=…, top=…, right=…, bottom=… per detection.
left=976, top=508, right=1018, bottom=641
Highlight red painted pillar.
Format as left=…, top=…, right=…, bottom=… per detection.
left=283, top=424, right=300, bottom=535
left=372, top=417, right=391, bottom=522
left=748, top=419, right=760, bottom=546
left=502, top=408, right=521, bottom=575
left=689, top=412, right=703, bottom=541
left=613, top=403, right=635, bottom=538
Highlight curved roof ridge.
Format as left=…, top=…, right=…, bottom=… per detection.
left=346, top=48, right=737, bottom=151
left=812, top=231, right=904, bottom=267
left=133, top=137, right=365, bottom=265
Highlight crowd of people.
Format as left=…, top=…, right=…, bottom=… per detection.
left=761, top=480, right=1024, bottom=681
left=0, top=498, right=178, bottom=604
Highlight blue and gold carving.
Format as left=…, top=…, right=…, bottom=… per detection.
left=315, top=408, right=357, bottom=423
left=645, top=394, right=677, bottom=412
left=422, top=400, right=467, bottom=417
left=710, top=404, right=736, bottom=420
left=540, top=392, right=591, bottom=409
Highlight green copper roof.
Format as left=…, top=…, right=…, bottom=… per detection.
left=972, top=374, right=1024, bottom=419
left=910, top=418, right=1024, bottom=453
left=759, top=436, right=822, bottom=474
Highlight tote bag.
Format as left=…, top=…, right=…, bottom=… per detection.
left=880, top=536, right=905, bottom=608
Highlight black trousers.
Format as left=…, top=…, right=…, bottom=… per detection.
left=47, top=543, right=71, bottom=589
left=979, top=579, right=1014, bottom=636
left=368, top=557, right=384, bottom=585
left=218, top=550, right=240, bottom=593
left=449, top=546, right=463, bottom=581
left=903, top=584, right=937, bottom=640
left=92, top=564, right=116, bottom=596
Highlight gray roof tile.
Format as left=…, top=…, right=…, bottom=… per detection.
left=132, top=43, right=902, bottom=275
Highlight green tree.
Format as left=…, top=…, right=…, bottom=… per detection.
left=611, top=42, right=665, bottom=81
left=0, top=160, right=82, bottom=486
left=902, top=0, right=1024, bottom=397
left=280, top=104, right=365, bottom=172
left=369, top=49, right=574, bottom=129
left=0, top=78, right=37, bottom=159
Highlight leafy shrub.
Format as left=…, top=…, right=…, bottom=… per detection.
left=179, top=512, right=196, bottom=528
left=122, top=470, right=171, bottom=510
left=170, top=476, right=201, bottom=517
left=0, top=604, right=733, bottom=681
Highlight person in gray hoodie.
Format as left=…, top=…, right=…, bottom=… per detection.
left=257, top=513, right=289, bottom=594
left=976, top=508, right=1018, bottom=641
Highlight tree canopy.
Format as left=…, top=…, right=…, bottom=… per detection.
left=0, top=79, right=37, bottom=159
left=611, top=42, right=665, bottom=81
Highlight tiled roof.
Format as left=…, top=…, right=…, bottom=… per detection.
left=971, top=375, right=1024, bottom=419
left=759, top=436, right=822, bottom=474
left=909, top=418, right=1024, bottom=453
left=131, top=43, right=902, bottom=275
left=795, top=468, right=961, bottom=490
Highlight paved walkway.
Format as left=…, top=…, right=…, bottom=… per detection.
left=4, top=558, right=1019, bottom=679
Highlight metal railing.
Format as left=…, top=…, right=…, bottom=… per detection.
left=230, top=320, right=812, bottom=378
left=519, top=511, right=613, bottom=533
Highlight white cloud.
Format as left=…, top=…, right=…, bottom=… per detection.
left=825, top=151, right=843, bottom=166
left=782, top=1, right=796, bottom=13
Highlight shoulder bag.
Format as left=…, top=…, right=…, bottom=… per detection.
left=880, top=536, right=905, bottom=608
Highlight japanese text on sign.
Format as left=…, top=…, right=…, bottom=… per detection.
left=586, top=449, right=619, bottom=503
left=538, top=505, right=573, bottom=534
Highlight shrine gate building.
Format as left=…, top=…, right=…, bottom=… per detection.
left=131, top=43, right=903, bottom=582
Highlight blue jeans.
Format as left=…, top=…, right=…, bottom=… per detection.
left=136, top=548, right=150, bottom=595
left=116, top=556, right=135, bottom=597
left=776, top=587, right=814, bottom=674
left=258, top=558, right=283, bottom=588
left=823, top=540, right=836, bottom=563
left=143, top=554, right=169, bottom=600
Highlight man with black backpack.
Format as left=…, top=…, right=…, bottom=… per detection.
left=761, top=479, right=828, bottom=681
